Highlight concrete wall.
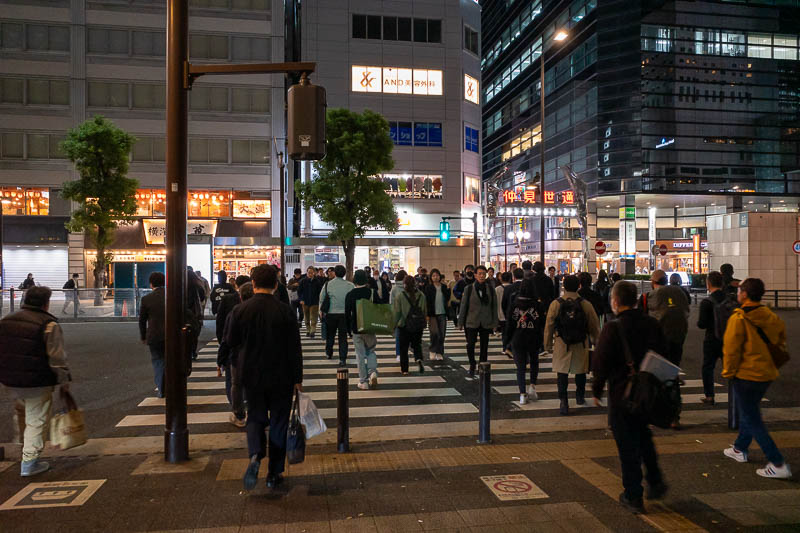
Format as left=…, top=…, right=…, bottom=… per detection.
left=420, top=244, right=474, bottom=278
left=707, top=212, right=799, bottom=291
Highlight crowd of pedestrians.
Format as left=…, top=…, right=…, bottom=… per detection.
left=0, top=257, right=791, bottom=503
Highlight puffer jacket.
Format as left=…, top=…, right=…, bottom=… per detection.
left=722, top=301, right=785, bottom=382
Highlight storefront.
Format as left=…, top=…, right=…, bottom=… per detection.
left=1, top=216, right=69, bottom=290
left=654, top=239, right=708, bottom=273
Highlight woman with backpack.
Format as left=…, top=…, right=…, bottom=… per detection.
left=543, top=275, right=601, bottom=415
left=393, top=275, right=427, bottom=374
left=505, top=278, right=543, bottom=404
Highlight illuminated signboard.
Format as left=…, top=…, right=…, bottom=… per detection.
left=464, top=74, right=479, bottom=104
left=500, top=188, right=575, bottom=205
left=352, top=66, right=443, bottom=95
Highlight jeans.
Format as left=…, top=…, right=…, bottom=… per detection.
left=325, top=314, right=349, bottom=364
left=557, top=372, right=587, bottom=402
left=225, top=362, right=245, bottom=419
left=512, top=338, right=540, bottom=394
left=701, top=339, right=722, bottom=398
left=246, top=387, right=292, bottom=475
left=149, top=342, right=165, bottom=397
left=353, top=333, right=378, bottom=384
left=429, top=315, right=447, bottom=356
left=15, top=388, right=53, bottom=462
left=465, top=327, right=491, bottom=370
left=398, top=327, right=423, bottom=373
left=732, top=378, right=784, bottom=465
left=609, top=407, right=663, bottom=501
left=303, top=304, right=319, bottom=335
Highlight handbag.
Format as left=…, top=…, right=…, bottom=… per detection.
left=356, top=298, right=396, bottom=335
left=297, top=390, right=327, bottom=439
left=50, top=389, right=88, bottom=450
left=743, top=314, right=790, bottom=369
left=286, top=391, right=306, bottom=464
left=616, top=323, right=681, bottom=429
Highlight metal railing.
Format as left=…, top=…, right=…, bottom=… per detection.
left=0, top=287, right=155, bottom=319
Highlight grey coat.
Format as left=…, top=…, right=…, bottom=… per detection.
left=457, top=282, right=499, bottom=330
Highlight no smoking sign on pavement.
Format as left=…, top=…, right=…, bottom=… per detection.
left=0, top=480, right=106, bottom=511
left=480, top=474, right=548, bottom=501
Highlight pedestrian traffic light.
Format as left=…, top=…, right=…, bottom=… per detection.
left=284, top=236, right=292, bottom=246
left=439, top=220, right=450, bottom=242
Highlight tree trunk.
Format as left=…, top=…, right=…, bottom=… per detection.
left=343, top=239, right=355, bottom=281
left=93, top=226, right=106, bottom=305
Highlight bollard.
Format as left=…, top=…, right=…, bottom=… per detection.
left=774, top=290, right=779, bottom=309
left=10, top=287, right=15, bottom=313
left=73, top=288, right=79, bottom=319
left=727, top=379, right=738, bottom=430
left=337, top=366, right=349, bottom=453
left=478, top=362, right=491, bottom=444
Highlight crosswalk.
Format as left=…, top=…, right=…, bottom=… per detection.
left=113, top=325, right=735, bottom=441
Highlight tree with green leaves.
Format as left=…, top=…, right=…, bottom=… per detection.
left=296, top=108, right=398, bottom=279
left=61, top=116, right=139, bottom=299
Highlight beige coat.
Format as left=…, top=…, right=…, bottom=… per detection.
left=543, top=291, right=601, bottom=374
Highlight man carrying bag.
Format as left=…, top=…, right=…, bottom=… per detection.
left=0, top=286, right=73, bottom=477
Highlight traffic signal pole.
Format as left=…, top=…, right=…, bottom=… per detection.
left=166, top=0, right=317, bottom=461
left=441, top=213, right=479, bottom=266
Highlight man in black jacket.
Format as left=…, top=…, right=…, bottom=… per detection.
left=228, top=265, right=302, bottom=490
left=298, top=266, right=323, bottom=338
left=0, top=286, right=71, bottom=477
left=211, top=270, right=234, bottom=315
left=220, top=281, right=253, bottom=427
left=578, top=272, right=605, bottom=320
left=501, top=268, right=525, bottom=355
left=697, top=271, right=729, bottom=405
left=531, top=261, right=555, bottom=310
left=139, top=272, right=166, bottom=398
left=592, top=281, right=668, bottom=513
left=216, top=275, right=250, bottom=343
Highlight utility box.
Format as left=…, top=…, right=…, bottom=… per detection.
left=288, top=79, right=326, bottom=161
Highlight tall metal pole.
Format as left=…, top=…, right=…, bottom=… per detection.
left=0, top=202, right=4, bottom=314
left=165, top=0, right=189, bottom=463
left=278, top=150, right=286, bottom=277
left=472, top=212, right=478, bottom=267
left=539, top=47, right=546, bottom=265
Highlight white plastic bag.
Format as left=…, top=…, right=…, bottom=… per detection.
left=297, top=390, right=327, bottom=439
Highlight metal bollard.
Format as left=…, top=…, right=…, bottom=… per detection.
left=73, top=288, right=79, bottom=319
left=337, top=366, right=349, bottom=453
left=727, top=379, right=738, bottom=430
left=478, top=362, right=491, bottom=444
left=10, top=287, right=15, bottom=313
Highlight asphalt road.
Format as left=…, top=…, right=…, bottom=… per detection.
left=2, top=307, right=800, bottom=444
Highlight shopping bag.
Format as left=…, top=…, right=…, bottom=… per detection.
left=356, top=299, right=396, bottom=335
left=297, top=390, right=327, bottom=439
left=286, top=392, right=306, bottom=465
left=50, top=390, right=87, bottom=450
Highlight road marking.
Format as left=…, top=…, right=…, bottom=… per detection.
left=0, top=480, right=106, bottom=511
left=493, top=380, right=721, bottom=395
left=512, top=393, right=736, bottom=411
left=116, top=403, right=478, bottom=426
left=459, top=363, right=553, bottom=371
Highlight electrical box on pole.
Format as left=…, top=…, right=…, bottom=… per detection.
left=288, top=77, right=327, bottom=161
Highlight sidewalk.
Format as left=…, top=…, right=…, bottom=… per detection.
left=1, top=427, right=798, bottom=532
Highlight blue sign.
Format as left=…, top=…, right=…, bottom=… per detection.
left=398, top=123, right=412, bottom=146
left=429, top=123, right=442, bottom=147
left=389, top=124, right=398, bottom=144
left=415, top=123, right=429, bottom=146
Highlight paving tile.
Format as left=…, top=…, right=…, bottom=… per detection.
left=373, top=512, right=423, bottom=532
left=456, top=507, right=510, bottom=526
left=498, top=504, right=553, bottom=524
left=239, top=525, right=286, bottom=533
left=285, top=521, right=332, bottom=533
left=539, top=502, right=592, bottom=520
left=415, top=511, right=467, bottom=531
left=719, top=508, right=777, bottom=527
left=693, top=492, right=742, bottom=509
left=329, top=516, right=378, bottom=533
left=557, top=517, right=612, bottom=533
left=765, top=506, right=800, bottom=524
left=468, top=524, right=529, bottom=533
left=132, top=454, right=211, bottom=475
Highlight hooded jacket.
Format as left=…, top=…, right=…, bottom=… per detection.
left=722, top=301, right=785, bottom=382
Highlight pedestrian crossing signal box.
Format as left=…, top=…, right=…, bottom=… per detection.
left=439, top=220, right=450, bottom=242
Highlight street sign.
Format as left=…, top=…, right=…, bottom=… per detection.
left=480, top=474, right=548, bottom=502
left=594, top=241, right=606, bottom=255
left=793, top=240, right=800, bottom=254
left=659, top=244, right=668, bottom=256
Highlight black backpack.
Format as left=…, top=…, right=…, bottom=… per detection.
left=403, top=292, right=427, bottom=333
left=554, top=297, right=588, bottom=345
left=713, top=294, right=738, bottom=341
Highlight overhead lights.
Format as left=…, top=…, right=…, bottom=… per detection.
left=554, top=31, right=568, bottom=41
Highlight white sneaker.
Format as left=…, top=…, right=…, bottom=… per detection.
left=527, top=385, right=538, bottom=401
left=369, top=372, right=378, bottom=389
left=396, top=355, right=400, bottom=362
left=519, top=393, right=529, bottom=405
left=357, top=382, right=370, bottom=390
left=724, top=446, right=748, bottom=463
left=756, top=463, right=792, bottom=479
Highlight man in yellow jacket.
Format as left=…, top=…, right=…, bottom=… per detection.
left=722, top=278, right=791, bottom=479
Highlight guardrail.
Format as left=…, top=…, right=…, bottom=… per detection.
left=0, top=287, right=155, bottom=318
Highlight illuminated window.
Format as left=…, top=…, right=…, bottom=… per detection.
left=379, top=174, right=443, bottom=199
left=351, top=66, right=443, bottom=95
left=190, top=190, right=232, bottom=217
left=464, top=175, right=480, bottom=204
left=501, top=124, right=541, bottom=162
left=233, top=192, right=271, bottom=218
left=464, top=74, right=479, bottom=104
left=1, top=187, right=49, bottom=215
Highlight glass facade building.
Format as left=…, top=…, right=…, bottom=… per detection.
left=482, top=0, right=800, bottom=273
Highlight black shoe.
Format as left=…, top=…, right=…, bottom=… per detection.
left=646, top=482, right=668, bottom=500
left=266, top=473, right=284, bottom=489
left=576, top=396, right=586, bottom=406
left=243, top=456, right=260, bottom=490
left=467, top=367, right=476, bottom=380
left=559, top=400, right=569, bottom=416
left=417, top=360, right=425, bottom=374
left=326, top=354, right=332, bottom=360
left=619, top=492, right=645, bottom=514
left=311, top=333, right=315, bottom=339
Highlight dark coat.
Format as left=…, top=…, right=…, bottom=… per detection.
left=698, top=289, right=728, bottom=353
left=423, top=283, right=452, bottom=317
left=533, top=272, right=555, bottom=310
left=228, top=293, right=303, bottom=393
left=377, top=278, right=392, bottom=304
left=0, top=306, right=58, bottom=387
left=215, top=291, right=241, bottom=343
left=504, top=295, right=543, bottom=350
left=591, top=309, right=667, bottom=408
left=298, top=275, right=324, bottom=306
left=501, top=280, right=523, bottom=317
left=139, top=287, right=166, bottom=346
left=211, top=282, right=234, bottom=314
left=578, top=287, right=606, bottom=319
